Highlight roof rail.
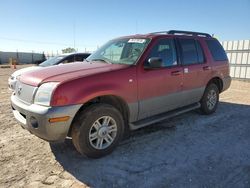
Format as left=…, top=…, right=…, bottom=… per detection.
left=149, top=30, right=212, bottom=37
left=168, top=30, right=211, bottom=37
left=149, top=31, right=169, bottom=35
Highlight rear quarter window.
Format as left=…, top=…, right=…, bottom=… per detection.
left=206, top=39, right=228, bottom=61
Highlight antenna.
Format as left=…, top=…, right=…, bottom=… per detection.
left=135, top=20, right=138, bottom=34
left=73, top=21, right=76, bottom=51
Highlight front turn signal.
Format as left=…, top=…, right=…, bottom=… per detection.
left=49, top=116, right=70, bottom=123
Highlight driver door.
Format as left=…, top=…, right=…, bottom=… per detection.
left=137, top=38, right=183, bottom=120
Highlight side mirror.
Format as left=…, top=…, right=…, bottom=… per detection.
left=145, top=57, right=163, bottom=69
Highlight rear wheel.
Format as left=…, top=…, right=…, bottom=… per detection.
left=71, top=104, right=124, bottom=158
left=200, top=83, right=219, bottom=114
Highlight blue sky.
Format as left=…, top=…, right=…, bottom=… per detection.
left=0, top=0, right=250, bottom=53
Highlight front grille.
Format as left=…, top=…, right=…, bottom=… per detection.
left=15, top=80, right=37, bottom=104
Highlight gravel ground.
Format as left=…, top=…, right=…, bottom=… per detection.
left=0, top=65, right=250, bottom=188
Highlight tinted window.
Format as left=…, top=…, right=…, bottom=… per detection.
left=75, top=55, right=85, bottom=61
left=179, top=39, right=199, bottom=65
left=62, top=55, right=74, bottom=64
left=196, top=41, right=205, bottom=63
left=82, top=53, right=90, bottom=59
left=147, top=38, right=177, bottom=67
left=206, top=39, right=228, bottom=61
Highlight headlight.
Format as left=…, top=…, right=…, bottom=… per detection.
left=34, top=82, right=59, bottom=106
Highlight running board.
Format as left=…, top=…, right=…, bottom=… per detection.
left=129, top=103, right=201, bottom=130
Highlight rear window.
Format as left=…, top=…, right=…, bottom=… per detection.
left=178, top=39, right=204, bottom=65
left=206, top=39, right=228, bottom=61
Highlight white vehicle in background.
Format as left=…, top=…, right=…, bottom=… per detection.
left=8, top=52, right=91, bottom=91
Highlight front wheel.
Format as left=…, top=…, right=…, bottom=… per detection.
left=71, top=104, right=124, bottom=158
left=200, top=83, right=219, bottom=115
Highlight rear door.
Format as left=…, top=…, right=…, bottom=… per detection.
left=137, top=37, right=183, bottom=120
left=177, top=37, right=212, bottom=106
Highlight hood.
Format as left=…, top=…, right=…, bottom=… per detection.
left=20, top=61, right=129, bottom=86
left=12, top=66, right=42, bottom=77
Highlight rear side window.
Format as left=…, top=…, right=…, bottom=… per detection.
left=75, top=55, right=85, bottom=61
left=62, top=56, right=74, bottom=64
left=196, top=41, right=205, bottom=63
left=206, top=39, right=228, bottom=61
left=178, top=39, right=204, bottom=65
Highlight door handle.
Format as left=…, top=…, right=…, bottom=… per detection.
left=203, top=66, right=211, bottom=71
left=171, top=70, right=181, bottom=76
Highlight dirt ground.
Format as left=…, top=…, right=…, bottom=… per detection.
left=0, top=65, right=250, bottom=188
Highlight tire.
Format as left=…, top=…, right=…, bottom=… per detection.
left=71, top=104, right=124, bottom=158
left=200, top=83, right=219, bottom=115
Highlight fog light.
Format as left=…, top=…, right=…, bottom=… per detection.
left=30, top=116, right=38, bottom=128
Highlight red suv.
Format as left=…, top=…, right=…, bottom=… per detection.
left=11, top=30, right=231, bottom=158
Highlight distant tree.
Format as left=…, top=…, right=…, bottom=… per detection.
left=62, top=47, right=76, bottom=53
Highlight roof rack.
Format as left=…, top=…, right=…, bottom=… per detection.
left=149, top=30, right=212, bottom=37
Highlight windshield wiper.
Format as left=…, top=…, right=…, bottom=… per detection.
left=91, top=58, right=112, bottom=64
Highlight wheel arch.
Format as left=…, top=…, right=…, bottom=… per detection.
left=206, top=77, right=223, bottom=93
left=68, top=95, right=130, bottom=137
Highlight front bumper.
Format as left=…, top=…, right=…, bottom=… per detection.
left=11, top=95, right=81, bottom=142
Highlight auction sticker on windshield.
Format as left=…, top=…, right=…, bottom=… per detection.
left=128, top=39, right=146, bottom=43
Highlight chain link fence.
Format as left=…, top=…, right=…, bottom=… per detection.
left=0, top=51, right=46, bottom=65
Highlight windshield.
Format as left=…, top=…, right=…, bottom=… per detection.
left=39, top=56, right=65, bottom=67
left=87, top=38, right=150, bottom=65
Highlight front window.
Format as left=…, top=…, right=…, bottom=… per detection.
left=87, top=38, right=150, bottom=65
left=146, top=38, right=177, bottom=67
